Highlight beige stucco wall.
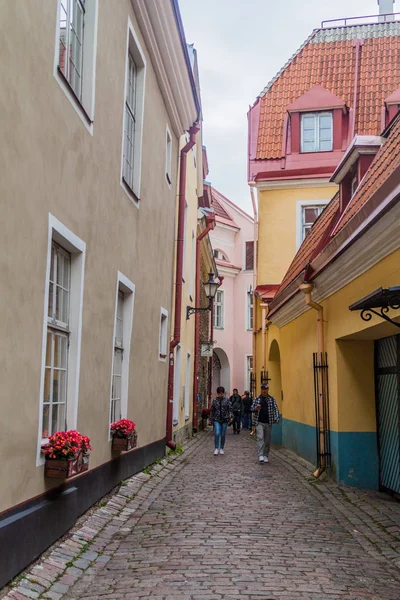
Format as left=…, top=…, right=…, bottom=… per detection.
left=0, top=1, right=181, bottom=512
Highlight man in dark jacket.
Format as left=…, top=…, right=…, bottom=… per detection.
left=229, top=389, right=243, bottom=434
left=241, top=391, right=252, bottom=430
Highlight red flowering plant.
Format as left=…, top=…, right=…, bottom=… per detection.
left=201, top=408, right=211, bottom=419
left=110, top=419, right=136, bottom=439
left=42, top=430, right=91, bottom=461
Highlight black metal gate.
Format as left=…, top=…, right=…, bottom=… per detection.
left=313, top=352, right=331, bottom=469
left=375, top=335, right=400, bottom=495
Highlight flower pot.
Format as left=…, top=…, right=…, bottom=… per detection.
left=45, top=452, right=83, bottom=479
left=112, top=431, right=137, bottom=452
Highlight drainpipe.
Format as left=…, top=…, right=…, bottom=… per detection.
left=192, top=214, right=215, bottom=432
left=166, top=124, right=201, bottom=450
left=299, top=283, right=326, bottom=478
left=249, top=182, right=258, bottom=387
left=208, top=275, right=224, bottom=406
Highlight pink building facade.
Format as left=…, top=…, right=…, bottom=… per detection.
left=208, top=186, right=254, bottom=396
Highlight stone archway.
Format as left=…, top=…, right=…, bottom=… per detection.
left=212, top=348, right=230, bottom=395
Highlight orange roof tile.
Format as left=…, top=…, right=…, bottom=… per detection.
left=256, top=23, right=400, bottom=159
left=277, top=193, right=340, bottom=293
left=334, top=112, right=400, bottom=234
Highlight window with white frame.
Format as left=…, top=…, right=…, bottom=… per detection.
left=214, top=290, right=224, bottom=329
left=189, top=231, right=195, bottom=299
left=159, top=308, right=168, bottom=360
left=173, top=344, right=181, bottom=425
left=166, top=127, right=172, bottom=185
left=42, top=243, right=71, bottom=439
left=246, top=355, right=253, bottom=392
left=121, top=23, right=146, bottom=199
left=109, top=274, right=135, bottom=426
left=247, top=292, right=253, bottom=331
left=185, top=352, right=191, bottom=420
left=213, top=249, right=229, bottom=261
left=302, top=205, right=325, bottom=240
left=182, top=203, right=188, bottom=281
left=301, top=112, right=333, bottom=153
left=38, top=215, right=86, bottom=464
left=56, top=0, right=98, bottom=124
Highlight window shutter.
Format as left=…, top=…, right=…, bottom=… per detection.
left=245, top=242, right=254, bottom=270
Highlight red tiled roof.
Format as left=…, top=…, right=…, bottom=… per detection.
left=277, top=193, right=340, bottom=293
left=256, top=23, right=400, bottom=160
left=255, top=284, right=280, bottom=301
left=334, top=112, right=400, bottom=234
left=210, top=187, right=239, bottom=228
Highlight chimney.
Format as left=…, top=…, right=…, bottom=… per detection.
left=377, top=0, right=395, bottom=20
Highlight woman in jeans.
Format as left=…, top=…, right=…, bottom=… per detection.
left=210, top=386, right=233, bottom=455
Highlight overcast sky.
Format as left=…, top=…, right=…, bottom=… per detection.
left=178, top=0, right=389, bottom=214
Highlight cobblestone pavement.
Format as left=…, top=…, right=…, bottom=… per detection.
left=3, top=430, right=400, bottom=600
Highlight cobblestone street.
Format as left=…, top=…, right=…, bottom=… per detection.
left=4, top=431, right=400, bottom=600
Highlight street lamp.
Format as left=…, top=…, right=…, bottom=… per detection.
left=186, top=272, right=219, bottom=319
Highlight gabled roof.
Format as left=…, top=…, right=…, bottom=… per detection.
left=272, top=110, right=400, bottom=306
left=287, top=84, right=346, bottom=112
left=254, top=21, right=400, bottom=160
left=210, top=187, right=240, bottom=228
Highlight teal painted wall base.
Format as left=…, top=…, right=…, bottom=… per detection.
left=272, top=420, right=282, bottom=445
left=279, top=418, right=379, bottom=490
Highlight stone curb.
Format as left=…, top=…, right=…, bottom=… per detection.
left=1, top=432, right=210, bottom=600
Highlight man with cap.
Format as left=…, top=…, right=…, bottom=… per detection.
left=251, top=383, right=280, bottom=463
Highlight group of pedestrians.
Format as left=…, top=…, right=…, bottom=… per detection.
left=209, top=384, right=280, bottom=463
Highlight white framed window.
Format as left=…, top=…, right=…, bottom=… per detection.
left=166, top=126, right=172, bottom=185
left=185, top=352, right=191, bottom=420
left=173, top=344, right=181, bottom=425
left=296, top=200, right=329, bottom=248
left=182, top=202, right=188, bottom=281
left=121, top=20, right=146, bottom=202
left=247, top=292, right=253, bottom=331
left=54, top=0, right=98, bottom=130
left=245, top=355, right=253, bottom=392
left=189, top=231, right=195, bottom=300
left=159, top=307, right=168, bottom=361
left=110, top=273, right=135, bottom=428
left=214, top=290, right=224, bottom=329
left=37, top=215, right=86, bottom=465
left=301, top=112, right=333, bottom=153
left=213, top=249, right=229, bottom=262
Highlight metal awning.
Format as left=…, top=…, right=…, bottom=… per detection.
left=349, top=286, right=400, bottom=328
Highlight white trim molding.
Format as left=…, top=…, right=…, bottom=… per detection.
left=36, top=215, right=86, bottom=466
left=255, top=178, right=336, bottom=191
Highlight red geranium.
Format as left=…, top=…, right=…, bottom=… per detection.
left=42, top=430, right=92, bottom=460
left=110, top=419, right=136, bottom=439
left=201, top=408, right=211, bottom=418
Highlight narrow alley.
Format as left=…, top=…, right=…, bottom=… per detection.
left=5, top=432, right=400, bottom=600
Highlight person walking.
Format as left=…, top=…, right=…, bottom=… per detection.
left=210, top=386, right=232, bottom=455
left=241, top=390, right=252, bottom=430
left=251, top=383, right=279, bottom=463
left=229, top=388, right=243, bottom=434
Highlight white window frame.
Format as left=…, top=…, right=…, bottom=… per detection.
left=182, top=202, right=188, bottom=282
left=159, top=307, right=168, bottom=362
left=54, top=0, right=98, bottom=134
left=246, top=291, right=253, bottom=331
left=300, top=112, right=333, bottom=153
left=244, top=354, right=253, bottom=392
left=120, top=18, right=146, bottom=204
left=37, top=215, right=86, bottom=466
left=296, top=200, right=329, bottom=249
left=109, top=273, right=135, bottom=434
left=189, top=230, right=195, bottom=300
left=165, top=126, right=172, bottom=186
left=185, top=352, right=191, bottom=421
left=173, top=344, right=181, bottom=425
left=214, top=289, right=224, bottom=330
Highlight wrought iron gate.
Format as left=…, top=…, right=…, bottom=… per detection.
left=313, top=352, right=331, bottom=469
left=375, top=335, right=400, bottom=495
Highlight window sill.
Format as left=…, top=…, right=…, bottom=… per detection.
left=172, top=419, right=179, bottom=426
left=122, top=177, right=140, bottom=205
left=159, top=353, right=167, bottom=362
left=57, top=66, right=93, bottom=126
left=299, top=149, right=333, bottom=154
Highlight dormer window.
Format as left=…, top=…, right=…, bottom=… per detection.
left=301, top=112, right=333, bottom=153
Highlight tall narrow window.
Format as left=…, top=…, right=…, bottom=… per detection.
left=189, top=231, right=195, bottom=299
left=185, top=353, right=191, bottom=420
left=182, top=203, right=188, bottom=281
left=159, top=308, right=168, bottom=361
left=166, top=127, right=172, bottom=185
left=214, top=290, right=224, bottom=329
left=173, top=344, right=181, bottom=425
left=247, top=293, right=253, bottom=331
left=246, top=355, right=253, bottom=392
left=301, top=112, right=333, bottom=153
left=123, top=54, right=137, bottom=191
left=245, top=241, right=254, bottom=270
left=42, top=243, right=71, bottom=439
left=302, top=205, right=325, bottom=240
left=58, top=0, right=85, bottom=100
left=111, top=291, right=124, bottom=424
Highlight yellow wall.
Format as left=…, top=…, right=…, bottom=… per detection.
left=257, top=185, right=336, bottom=284
left=264, top=248, right=400, bottom=434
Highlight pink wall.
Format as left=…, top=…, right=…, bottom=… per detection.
left=210, top=195, right=254, bottom=396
